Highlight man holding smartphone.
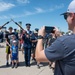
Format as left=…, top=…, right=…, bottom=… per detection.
left=35, top=0, right=75, bottom=75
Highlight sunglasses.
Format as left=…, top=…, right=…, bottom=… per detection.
left=64, top=13, right=70, bottom=20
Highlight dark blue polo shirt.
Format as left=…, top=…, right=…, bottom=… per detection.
left=22, top=34, right=32, bottom=48
left=45, top=34, right=75, bottom=75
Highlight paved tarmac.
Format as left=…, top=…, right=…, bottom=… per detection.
left=0, top=42, right=53, bottom=75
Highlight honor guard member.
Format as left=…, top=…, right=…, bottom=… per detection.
left=22, top=23, right=32, bottom=67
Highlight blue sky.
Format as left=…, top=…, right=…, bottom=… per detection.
left=0, top=0, right=72, bottom=32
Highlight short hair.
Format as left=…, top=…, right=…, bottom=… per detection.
left=9, top=27, right=13, bottom=30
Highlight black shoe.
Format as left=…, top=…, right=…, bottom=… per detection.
left=49, top=64, right=52, bottom=69
left=25, top=64, right=28, bottom=67
left=28, top=64, right=30, bottom=67
left=10, top=62, right=12, bottom=66
left=15, top=64, right=18, bottom=68
left=11, top=64, right=14, bottom=68
left=6, top=62, right=9, bottom=66
left=17, top=63, right=19, bottom=66
left=37, top=64, right=40, bottom=69
left=25, top=62, right=28, bottom=67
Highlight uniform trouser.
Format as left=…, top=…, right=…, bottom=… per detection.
left=24, top=47, right=31, bottom=65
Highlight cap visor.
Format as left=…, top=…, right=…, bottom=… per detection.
left=60, top=12, right=67, bottom=15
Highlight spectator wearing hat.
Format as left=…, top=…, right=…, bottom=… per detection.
left=35, top=0, right=75, bottom=75
left=10, top=40, right=18, bottom=68
left=31, top=28, right=41, bottom=68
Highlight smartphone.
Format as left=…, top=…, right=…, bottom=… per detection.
left=45, top=26, right=55, bottom=33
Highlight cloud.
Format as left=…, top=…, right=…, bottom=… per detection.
left=35, top=7, right=44, bottom=13
left=0, top=2, right=15, bottom=12
left=0, top=15, right=9, bottom=19
left=0, top=7, right=44, bottom=20
left=24, top=11, right=35, bottom=16
left=17, top=0, right=30, bottom=4
left=55, top=4, right=64, bottom=9
left=0, top=4, right=64, bottom=20
left=24, top=7, right=44, bottom=16
left=0, top=14, right=25, bottom=20
left=49, top=4, right=64, bottom=12
left=10, top=14, right=24, bottom=18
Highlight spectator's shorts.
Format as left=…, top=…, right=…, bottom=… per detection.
left=31, top=47, right=36, bottom=54
left=6, top=46, right=10, bottom=54
left=11, top=54, right=18, bottom=60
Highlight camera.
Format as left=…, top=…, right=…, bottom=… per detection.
left=45, top=26, right=55, bottom=33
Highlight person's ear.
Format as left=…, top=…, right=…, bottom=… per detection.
left=71, top=13, right=75, bottom=20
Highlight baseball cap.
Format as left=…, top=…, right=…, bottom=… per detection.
left=35, top=28, right=39, bottom=32
left=34, top=30, right=38, bottom=33
left=13, top=40, right=17, bottom=43
left=61, top=0, right=75, bottom=15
